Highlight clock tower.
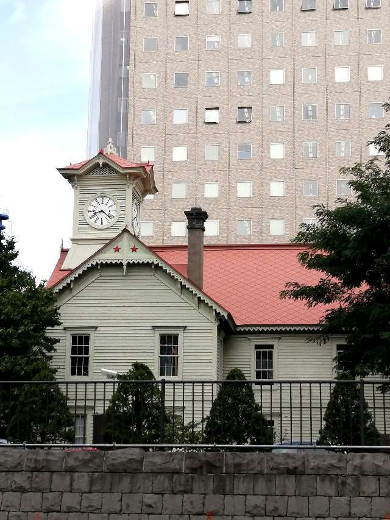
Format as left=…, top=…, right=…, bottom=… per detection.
left=57, top=140, right=157, bottom=270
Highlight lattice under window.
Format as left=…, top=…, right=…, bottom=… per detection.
left=86, top=165, right=118, bottom=176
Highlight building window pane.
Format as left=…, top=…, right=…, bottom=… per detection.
left=172, top=183, right=186, bottom=198
left=237, top=33, right=252, bottom=48
left=144, top=2, right=158, bottom=16
left=302, top=104, right=318, bottom=120
left=117, top=131, right=127, bottom=147
left=237, top=107, right=252, bottom=122
left=205, top=108, right=220, bottom=123
left=205, top=71, right=220, bottom=86
left=302, top=0, right=316, bottom=9
left=236, top=220, right=252, bottom=235
left=303, top=217, right=318, bottom=225
left=302, top=68, right=317, bottom=83
left=302, top=141, right=318, bottom=158
left=119, top=65, right=129, bottom=78
left=171, top=222, right=187, bottom=236
left=74, top=415, right=86, bottom=444
left=335, top=66, right=350, bottom=82
left=173, top=108, right=188, bottom=124
left=301, top=31, right=316, bottom=46
left=175, top=36, right=189, bottom=51
left=270, top=105, right=285, bottom=122
left=141, top=221, right=154, bottom=236
left=270, top=181, right=285, bottom=196
left=141, top=146, right=155, bottom=162
left=336, top=141, right=351, bottom=157
left=270, top=0, right=284, bottom=11
left=337, top=180, right=351, bottom=196
left=238, top=0, right=252, bottom=12
left=205, top=220, right=219, bottom=236
left=159, top=334, right=179, bottom=376
left=174, top=72, right=189, bottom=87
left=70, top=335, right=90, bottom=377
left=237, top=181, right=252, bottom=197
left=303, top=180, right=319, bottom=196
left=142, top=73, right=157, bottom=88
left=270, top=32, right=284, bottom=47
left=334, top=0, right=348, bottom=8
left=175, top=0, right=189, bottom=15
left=335, top=103, right=351, bottom=120
left=143, top=37, right=158, bottom=51
left=367, top=29, right=382, bottom=44
left=366, top=0, right=380, bottom=8
left=270, top=219, right=285, bottom=235
left=270, top=69, right=285, bottom=84
left=238, top=70, right=252, bottom=86
left=255, top=345, right=274, bottom=379
left=334, top=29, right=349, bottom=45
left=141, top=109, right=156, bottom=125
left=368, top=143, right=385, bottom=156
left=368, top=66, right=383, bottom=81
left=205, top=144, right=219, bottom=160
left=238, top=143, right=252, bottom=160
left=172, top=146, right=188, bottom=161
left=204, top=182, right=219, bottom=197
left=270, top=143, right=284, bottom=158
left=369, top=103, right=384, bottom=118
left=207, top=0, right=221, bottom=14
left=118, top=97, right=129, bottom=113
left=206, top=35, right=220, bottom=50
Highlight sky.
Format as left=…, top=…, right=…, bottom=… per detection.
left=0, top=0, right=97, bottom=282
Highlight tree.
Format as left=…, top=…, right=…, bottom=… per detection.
left=204, top=368, right=273, bottom=447
left=281, top=108, right=390, bottom=379
left=318, top=372, right=380, bottom=447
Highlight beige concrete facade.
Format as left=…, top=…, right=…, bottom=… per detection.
left=126, top=0, right=390, bottom=244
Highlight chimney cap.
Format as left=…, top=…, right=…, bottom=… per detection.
left=185, top=207, right=209, bottom=230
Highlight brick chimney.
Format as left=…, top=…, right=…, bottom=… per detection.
left=184, top=207, right=208, bottom=289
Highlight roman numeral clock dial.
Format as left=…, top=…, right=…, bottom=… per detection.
left=85, top=195, right=119, bottom=229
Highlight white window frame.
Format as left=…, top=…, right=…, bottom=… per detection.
left=250, top=338, right=280, bottom=381
left=204, top=182, right=219, bottom=197
left=141, top=221, right=154, bottom=237
left=335, top=103, right=351, bottom=120
left=206, top=35, right=221, bottom=50
left=174, top=72, right=189, bottom=88
left=171, top=221, right=187, bottom=236
left=153, top=327, right=185, bottom=380
left=205, top=71, right=221, bottom=87
left=140, top=146, right=156, bottom=162
left=270, top=69, right=285, bottom=85
left=270, top=105, right=285, bottom=122
left=366, top=0, right=381, bottom=8
left=302, top=104, right=318, bottom=121
left=205, top=107, right=220, bottom=123
left=368, top=143, right=385, bottom=156
left=335, top=66, right=350, bottom=83
left=270, top=142, right=285, bottom=159
left=270, top=219, right=285, bottom=236
left=270, top=0, right=285, bottom=11
left=334, top=29, right=349, bottom=45
left=205, top=144, right=219, bottom=161
left=205, top=220, right=220, bottom=236
left=254, top=344, right=275, bottom=380
left=270, top=181, right=285, bottom=197
left=141, top=109, right=157, bottom=125
left=175, top=0, right=190, bottom=15
left=303, top=180, right=319, bottom=196
left=336, top=179, right=352, bottom=196
left=333, top=0, right=348, bottom=9
left=171, top=183, right=187, bottom=198
left=237, top=181, right=253, bottom=197
left=143, top=37, right=158, bottom=52
left=301, top=31, right=317, bottom=46
left=367, top=29, right=382, bottom=44
left=335, top=141, right=351, bottom=158
left=237, top=143, right=252, bottom=160
left=173, top=108, right=189, bottom=125
left=237, top=33, right=252, bottom=48
left=367, top=65, right=383, bottom=81
left=369, top=102, right=385, bottom=119
left=172, top=146, right=188, bottom=162
left=175, top=35, right=189, bottom=51
left=142, top=72, right=157, bottom=89
left=302, top=141, right=318, bottom=158
left=65, top=327, right=96, bottom=380
left=236, top=219, right=252, bottom=235
left=206, top=0, right=221, bottom=14
left=237, top=70, right=252, bottom=87
left=302, top=67, right=317, bottom=84
left=144, top=2, right=158, bottom=16
left=270, top=31, right=284, bottom=48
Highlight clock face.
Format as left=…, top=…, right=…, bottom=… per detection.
left=132, top=200, right=140, bottom=236
left=86, top=195, right=118, bottom=228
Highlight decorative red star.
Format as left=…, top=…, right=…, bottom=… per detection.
left=113, top=245, right=120, bottom=253
left=131, top=245, right=138, bottom=253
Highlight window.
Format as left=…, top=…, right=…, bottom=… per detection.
left=172, top=146, right=188, bottom=161
left=205, top=71, right=220, bottom=86
left=205, top=144, right=219, bottom=160
left=270, top=32, right=284, bottom=47
left=204, top=182, right=219, bottom=197
left=141, top=146, right=155, bottom=162
left=171, top=222, right=187, bottom=236
left=368, top=66, right=383, bottom=81
left=237, top=33, right=252, bottom=48
left=143, top=37, right=158, bottom=52
left=236, top=220, right=252, bottom=235
left=270, top=0, right=284, bottom=11
left=159, top=334, right=179, bottom=377
left=145, top=194, right=155, bottom=200
left=270, top=181, right=285, bottom=196
left=207, top=0, right=221, bottom=13
left=119, top=65, right=129, bottom=78
left=302, top=0, right=316, bottom=9
left=238, top=70, right=252, bottom=86
left=175, top=0, right=189, bottom=15
left=302, top=68, right=317, bottom=83
left=270, top=105, right=285, bottom=122
left=301, top=31, right=316, bottom=46
left=144, top=2, right=158, bottom=16
left=303, top=217, right=318, bottom=225
left=175, top=36, right=189, bottom=51
left=70, top=335, right=90, bottom=376
left=173, top=108, right=188, bottom=124
left=335, top=103, right=351, bottom=120
left=142, top=73, right=157, bottom=88
left=141, top=109, right=156, bottom=125
left=74, top=415, right=86, bottom=444
left=302, top=141, right=318, bottom=158
left=368, top=143, right=385, bottom=156
left=205, top=108, right=220, bottom=123
left=117, top=131, right=127, bottom=147
left=335, top=67, right=350, bottom=82
left=238, top=143, right=252, bottom=160
left=302, top=104, right=318, bottom=120
left=237, top=107, right=252, bottom=123
left=366, top=0, right=380, bottom=8
left=172, top=183, right=186, bottom=198
left=336, top=141, right=351, bottom=157
left=141, top=221, right=154, bottom=236
left=270, top=69, right=285, bottom=84
left=334, top=0, right=348, bottom=8
left=270, top=143, right=284, bottom=158
left=174, top=72, right=189, bottom=87
left=237, top=181, right=252, bottom=197
left=238, top=0, right=252, bottom=12
left=206, top=35, right=220, bottom=50
left=118, top=97, right=129, bottom=113
left=369, top=103, right=384, bottom=119
left=270, top=219, right=285, bottom=235
left=367, top=29, right=382, bottom=44
left=337, top=180, right=352, bottom=196
left=303, top=180, right=318, bottom=196
left=255, top=345, right=274, bottom=379
left=205, top=220, right=219, bottom=236
left=334, top=30, right=349, bottom=45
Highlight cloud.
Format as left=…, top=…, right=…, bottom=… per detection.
left=8, top=0, right=26, bottom=24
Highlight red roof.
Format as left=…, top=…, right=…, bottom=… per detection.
left=62, top=152, right=153, bottom=173
left=46, top=249, right=71, bottom=288
left=48, top=243, right=328, bottom=327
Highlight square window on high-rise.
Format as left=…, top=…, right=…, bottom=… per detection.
left=141, top=109, right=157, bottom=125
left=301, top=31, right=317, bottom=46
left=368, top=66, right=383, bottom=81
left=175, top=1, right=189, bottom=15
left=334, top=0, right=348, bottom=8
left=238, top=70, right=252, bottom=86
left=236, top=220, right=252, bottom=235
left=369, top=103, right=384, bottom=119
left=119, top=65, right=129, bottom=78
left=204, top=182, right=219, bottom=197
left=270, top=181, right=285, bottom=196
left=237, top=143, right=252, bottom=160
left=174, top=72, right=189, bottom=87
left=237, top=181, right=252, bottom=197
left=367, top=29, right=382, bottom=44
left=336, top=141, right=351, bottom=157
left=302, top=141, right=318, bottom=158
left=141, top=146, right=155, bottom=162
left=334, top=30, right=349, bottom=45
left=205, top=220, right=220, bottom=236
left=270, top=32, right=284, bottom=47
left=118, top=97, right=129, bottom=113
left=270, top=0, right=284, bottom=11
left=141, top=221, right=154, bottom=237
left=335, top=103, right=351, bottom=119
left=366, top=0, right=380, bottom=8
left=237, top=107, right=252, bottom=123
left=207, top=0, right=221, bottom=14
left=172, top=146, right=188, bottom=161
left=270, top=69, right=285, bottom=84
left=205, top=71, right=220, bottom=86
left=337, top=180, right=352, bottom=196
left=303, top=180, right=319, bottom=196
left=206, top=35, right=221, bottom=50
left=175, top=36, right=189, bottom=51
left=270, top=143, right=284, bottom=158
left=368, top=143, right=385, bottom=156
left=143, top=37, right=158, bottom=52
left=238, top=0, right=252, bottom=12
left=237, top=33, right=252, bottom=48
left=335, top=66, right=350, bottom=82
left=302, top=68, right=317, bottom=83
left=171, top=222, right=187, bottom=236
left=302, top=104, right=318, bottom=120
left=205, top=144, right=219, bottom=160
left=142, top=73, right=157, bottom=88
left=302, top=217, right=318, bottom=225
left=205, top=107, right=220, bottom=123
left=173, top=108, right=188, bottom=124
left=144, top=2, right=158, bottom=16
left=172, top=183, right=187, bottom=198
left=302, top=0, right=316, bottom=9
left=270, top=105, right=285, bottom=122
left=270, top=219, right=285, bottom=235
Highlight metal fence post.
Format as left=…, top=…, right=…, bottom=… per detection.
left=160, top=379, right=166, bottom=444
left=359, top=379, right=365, bottom=446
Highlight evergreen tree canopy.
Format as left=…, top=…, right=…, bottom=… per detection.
left=281, top=109, right=390, bottom=379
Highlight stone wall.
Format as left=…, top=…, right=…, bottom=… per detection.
left=0, top=449, right=389, bottom=519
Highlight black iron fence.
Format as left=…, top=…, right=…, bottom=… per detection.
left=0, top=379, right=389, bottom=449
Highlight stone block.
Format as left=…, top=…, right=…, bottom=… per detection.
left=42, top=492, right=62, bottom=512
left=371, top=496, right=390, bottom=517
left=105, top=448, right=144, bottom=473
left=309, top=496, right=329, bottom=517
left=232, top=475, right=253, bottom=495
left=161, top=494, right=183, bottom=514
left=11, top=472, right=32, bottom=491
left=142, top=494, right=163, bottom=514
left=307, top=453, right=346, bottom=474
left=0, top=449, right=25, bottom=471
left=27, top=514, right=47, bottom=520
left=0, top=514, right=10, bottom=520
left=152, top=474, right=173, bottom=494
left=338, top=476, right=359, bottom=496
left=81, top=493, right=102, bottom=512
left=0, top=472, right=13, bottom=491
left=224, top=495, right=245, bottom=516
left=61, top=492, right=81, bottom=512
left=72, top=472, right=91, bottom=492
left=317, top=475, right=338, bottom=496
left=88, top=515, right=109, bottom=520
left=265, top=496, right=288, bottom=516
left=214, top=475, right=233, bottom=495
left=64, top=450, right=104, bottom=472
left=192, top=475, right=213, bottom=494
left=144, top=453, right=183, bottom=473
left=330, top=496, right=350, bottom=517
left=31, top=472, right=51, bottom=491
left=172, top=474, right=192, bottom=493
left=52, top=472, right=71, bottom=492
left=131, top=474, right=152, bottom=494
left=128, top=516, right=148, bottom=520
left=147, top=516, right=168, bottom=520
left=287, top=496, right=309, bottom=517
left=91, top=473, right=112, bottom=492
left=266, top=453, right=305, bottom=474
left=275, top=475, right=295, bottom=495
left=68, top=514, right=88, bottom=520
left=111, top=473, right=133, bottom=493
left=246, top=495, right=265, bottom=516
left=225, top=453, right=265, bottom=474
left=347, top=453, right=389, bottom=475
left=20, top=492, right=43, bottom=511
left=380, top=476, right=390, bottom=496
left=204, top=494, right=224, bottom=515
left=351, top=496, right=372, bottom=517
left=2, top=491, right=22, bottom=511
left=253, top=475, right=275, bottom=495
left=101, top=493, right=122, bottom=514
left=184, top=453, right=224, bottom=474
left=8, top=514, right=27, bottom=520
left=108, top=516, right=130, bottom=520
left=169, top=516, right=190, bottom=520
left=182, top=494, right=204, bottom=514
left=359, top=475, right=380, bottom=496
left=122, top=493, right=143, bottom=513
left=25, top=450, right=64, bottom=472
left=296, top=475, right=316, bottom=496
left=48, top=514, right=69, bottom=520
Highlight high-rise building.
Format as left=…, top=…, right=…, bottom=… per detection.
left=89, top=0, right=390, bottom=245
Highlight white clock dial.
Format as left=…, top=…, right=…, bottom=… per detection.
left=86, top=195, right=118, bottom=228
left=132, top=200, right=140, bottom=236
